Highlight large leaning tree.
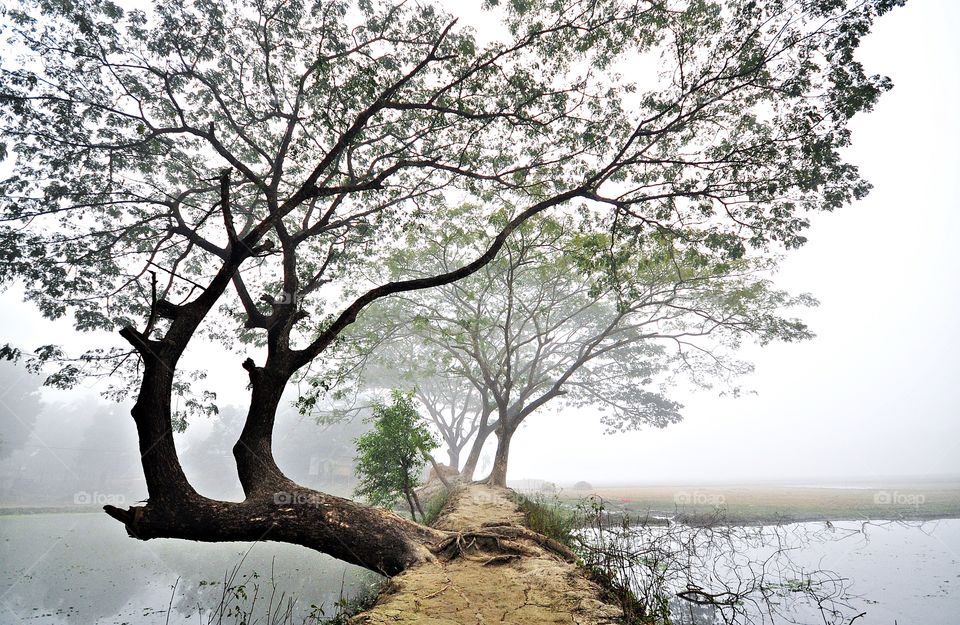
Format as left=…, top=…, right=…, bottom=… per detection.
left=0, top=0, right=901, bottom=575
left=316, top=209, right=815, bottom=486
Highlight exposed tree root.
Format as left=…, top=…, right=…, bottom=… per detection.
left=351, top=484, right=621, bottom=625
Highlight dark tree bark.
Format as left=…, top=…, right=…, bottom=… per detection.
left=104, top=488, right=443, bottom=576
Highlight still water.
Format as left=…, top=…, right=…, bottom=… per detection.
left=1, top=514, right=957, bottom=624
left=0, top=513, right=371, bottom=624
left=657, top=519, right=960, bottom=625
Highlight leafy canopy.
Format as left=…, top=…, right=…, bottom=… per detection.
left=314, top=207, right=816, bottom=435
left=353, top=390, right=438, bottom=511
left=0, top=0, right=902, bottom=420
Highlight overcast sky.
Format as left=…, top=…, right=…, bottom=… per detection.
left=1, top=0, right=957, bottom=487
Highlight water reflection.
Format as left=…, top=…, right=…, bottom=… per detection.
left=0, top=513, right=371, bottom=624
left=3, top=515, right=958, bottom=624
left=579, top=518, right=960, bottom=625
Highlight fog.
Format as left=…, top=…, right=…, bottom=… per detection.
left=1, top=0, right=958, bottom=501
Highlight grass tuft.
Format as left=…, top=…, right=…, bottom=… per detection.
left=509, top=492, right=578, bottom=548
left=421, top=489, right=453, bottom=526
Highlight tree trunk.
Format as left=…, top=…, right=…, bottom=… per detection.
left=447, top=446, right=460, bottom=472
left=104, top=488, right=444, bottom=576
left=234, top=361, right=296, bottom=496
left=486, top=426, right=513, bottom=487
left=411, top=489, right=426, bottom=520
left=404, top=491, right=418, bottom=522
left=425, top=453, right=453, bottom=491
left=461, top=421, right=495, bottom=481
left=127, top=354, right=200, bottom=505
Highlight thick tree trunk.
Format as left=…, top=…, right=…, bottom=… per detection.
left=104, top=488, right=444, bottom=576
left=486, top=426, right=514, bottom=487
left=234, top=361, right=296, bottom=496
left=128, top=357, right=200, bottom=504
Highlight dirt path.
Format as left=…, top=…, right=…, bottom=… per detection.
left=351, top=484, right=622, bottom=625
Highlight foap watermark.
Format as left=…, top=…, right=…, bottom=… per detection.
left=74, top=491, right=126, bottom=506
left=469, top=490, right=514, bottom=507
left=873, top=490, right=925, bottom=506
left=273, top=491, right=322, bottom=506
left=674, top=491, right=726, bottom=506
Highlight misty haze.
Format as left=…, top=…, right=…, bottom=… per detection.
left=0, top=0, right=957, bottom=624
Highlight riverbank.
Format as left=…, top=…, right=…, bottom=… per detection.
left=7, top=480, right=959, bottom=523
left=557, top=481, right=960, bottom=525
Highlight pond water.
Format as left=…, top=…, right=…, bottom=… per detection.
left=780, top=518, right=960, bottom=624
left=1, top=514, right=957, bottom=624
left=635, top=518, right=960, bottom=625
left=0, top=513, right=372, bottom=624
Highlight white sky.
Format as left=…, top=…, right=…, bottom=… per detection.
left=1, top=0, right=957, bottom=486
left=510, top=0, right=960, bottom=485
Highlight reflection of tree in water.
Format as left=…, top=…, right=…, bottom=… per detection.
left=574, top=500, right=877, bottom=625
left=167, top=543, right=375, bottom=624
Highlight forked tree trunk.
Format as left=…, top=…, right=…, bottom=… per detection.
left=110, top=326, right=448, bottom=577
left=447, top=446, right=461, bottom=472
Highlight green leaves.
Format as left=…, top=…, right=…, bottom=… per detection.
left=353, top=390, right=438, bottom=511
left=0, top=0, right=898, bottom=431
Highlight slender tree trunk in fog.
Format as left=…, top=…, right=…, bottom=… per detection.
left=461, top=421, right=496, bottom=481
left=486, top=425, right=514, bottom=487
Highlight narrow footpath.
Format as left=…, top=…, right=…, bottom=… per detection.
left=352, top=484, right=623, bottom=624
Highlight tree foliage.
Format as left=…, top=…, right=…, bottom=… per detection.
left=1, top=0, right=899, bottom=401
left=322, top=209, right=816, bottom=482
left=0, top=0, right=903, bottom=573
left=353, top=390, right=438, bottom=521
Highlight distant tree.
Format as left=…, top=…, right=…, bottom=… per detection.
left=0, top=360, right=43, bottom=458
left=326, top=211, right=815, bottom=485
left=413, top=377, right=486, bottom=473
left=353, top=391, right=439, bottom=522
left=0, top=0, right=901, bottom=574
left=312, top=326, right=492, bottom=473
